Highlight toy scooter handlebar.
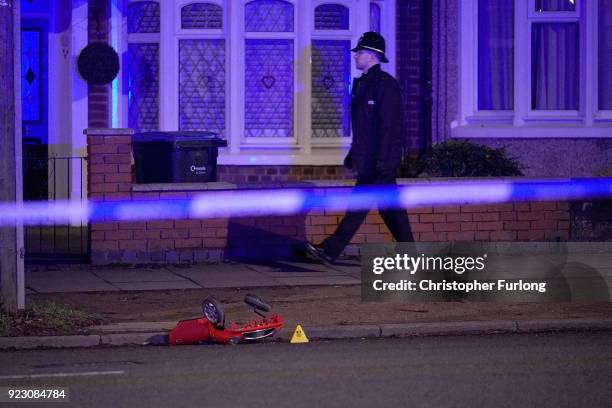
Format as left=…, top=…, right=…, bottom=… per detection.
left=244, top=294, right=271, bottom=313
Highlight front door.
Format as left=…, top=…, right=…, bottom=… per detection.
left=21, top=19, right=49, bottom=201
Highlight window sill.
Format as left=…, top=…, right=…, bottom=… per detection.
left=451, top=124, right=612, bottom=138
left=131, top=179, right=356, bottom=192
left=217, top=151, right=348, bottom=165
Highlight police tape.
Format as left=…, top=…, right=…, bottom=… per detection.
left=0, top=178, right=611, bottom=226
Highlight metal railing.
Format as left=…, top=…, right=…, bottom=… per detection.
left=22, top=156, right=90, bottom=263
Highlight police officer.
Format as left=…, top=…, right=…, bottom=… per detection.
left=305, top=32, right=414, bottom=264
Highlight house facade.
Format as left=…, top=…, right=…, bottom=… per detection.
left=22, top=0, right=420, bottom=187
left=16, top=0, right=612, bottom=263
left=20, top=0, right=612, bottom=189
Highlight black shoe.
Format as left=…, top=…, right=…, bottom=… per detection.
left=304, top=242, right=335, bottom=265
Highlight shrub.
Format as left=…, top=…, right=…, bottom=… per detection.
left=400, top=140, right=524, bottom=178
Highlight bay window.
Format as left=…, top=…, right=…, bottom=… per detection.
left=120, top=0, right=396, bottom=165
left=455, top=0, right=612, bottom=137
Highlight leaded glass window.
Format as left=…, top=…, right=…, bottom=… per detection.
left=181, top=3, right=223, bottom=29
left=311, top=40, right=351, bottom=138
left=370, top=2, right=381, bottom=33
left=245, top=0, right=294, bottom=32
left=122, top=0, right=397, bottom=155
left=244, top=39, right=294, bottom=138
left=127, top=43, right=159, bottom=132
left=127, top=1, right=160, bottom=34
left=179, top=40, right=226, bottom=136
left=22, top=30, right=41, bottom=122
left=314, top=4, right=349, bottom=30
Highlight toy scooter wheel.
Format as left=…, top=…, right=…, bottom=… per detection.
left=244, top=294, right=271, bottom=313
left=202, top=296, right=225, bottom=329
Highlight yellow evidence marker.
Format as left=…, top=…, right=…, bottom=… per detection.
left=290, top=324, right=309, bottom=343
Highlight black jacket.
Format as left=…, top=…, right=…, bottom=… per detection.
left=344, top=64, right=403, bottom=176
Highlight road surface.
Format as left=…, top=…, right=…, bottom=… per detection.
left=1, top=331, right=611, bottom=407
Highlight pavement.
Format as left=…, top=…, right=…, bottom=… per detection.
left=2, top=258, right=612, bottom=350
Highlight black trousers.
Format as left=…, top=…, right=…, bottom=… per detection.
left=321, top=171, right=414, bottom=259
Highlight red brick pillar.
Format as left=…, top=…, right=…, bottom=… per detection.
left=397, top=0, right=429, bottom=153
left=87, top=0, right=111, bottom=128
left=84, top=128, right=134, bottom=263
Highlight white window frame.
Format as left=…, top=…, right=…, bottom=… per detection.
left=119, top=0, right=162, bottom=133
left=523, top=0, right=582, bottom=122
left=118, top=0, right=397, bottom=164
left=159, top=0, right=228, bottom=138
left=453, top=0, right=612, bottom=139
left=239, top=0, right=299, bottom=148
left=310, top=0, right=358, bottom=149
left=592, top=0, right=612, bottom=121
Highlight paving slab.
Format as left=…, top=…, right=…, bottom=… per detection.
left=342, top=270, right=362, bottom=279
left=253, top=262, right=351, bottom=278
left=254, top=272, right=349, bottom=279
left=111, top=281, right=201, bottom=291
left=169, top=263, right=259, bottom=274
left=330, top=263, right=362, bottom=278
left=243, top=262, right=325, bottom=273
left=167, top=265, right=279, bottom=288
left=26, top=270, right=119, bottom=293
left=274, top=275, right=360, bottom=286
left=246, top=261, right=359, bottom=276
left=91, top=268, right=189, bottom=283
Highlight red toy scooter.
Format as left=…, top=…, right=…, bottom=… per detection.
left=168, top=294, right=284, bottom=345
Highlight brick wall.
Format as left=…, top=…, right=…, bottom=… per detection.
left=87, top=0, right=110, bottom=128
left=217, top=165, right=353, bottom=183
left=87, top=131, right=132, bottom=201
left=86, top=129, right=571, bottom=264
left=397, top=0, right=429, bottom=153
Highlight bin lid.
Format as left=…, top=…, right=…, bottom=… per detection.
left=133, top=131, right=227, bottom=147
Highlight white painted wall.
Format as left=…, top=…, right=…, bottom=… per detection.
left=70, top=0, right=88, bottom=218
left=49, top=0, right=72, bottom=155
